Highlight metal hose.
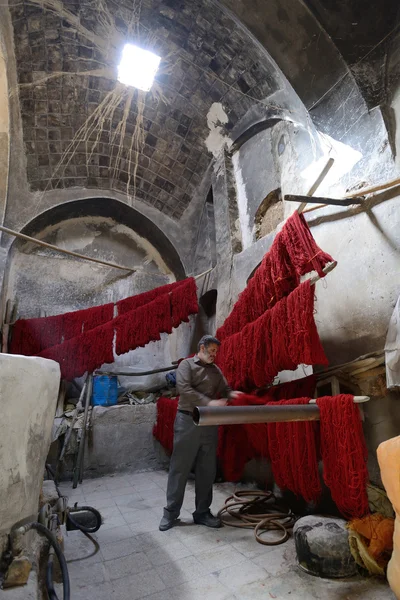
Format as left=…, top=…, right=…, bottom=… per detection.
left=14, top=522, right=70, bottom=600
left=218, top=490, right=296, bottom=546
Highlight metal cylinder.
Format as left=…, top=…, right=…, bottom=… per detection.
left=193, top=404, right=321, bottom=426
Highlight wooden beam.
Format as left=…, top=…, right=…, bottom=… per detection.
left=297, top=158, right=335, bottom=213
left=285, top=195, right=364, bottom=207
left=0, top=224, right=136, bottom=273
left=345, top=176, right=400, bottom=198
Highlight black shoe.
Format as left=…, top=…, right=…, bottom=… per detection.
left=159, top=516, right=179, bottom=531
left=193, top=511, right=222, bottom=528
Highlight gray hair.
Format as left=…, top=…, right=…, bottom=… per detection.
left=197, top=335, right=221, bottom=351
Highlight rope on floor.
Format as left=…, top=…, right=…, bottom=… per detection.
left=218, top=490, right=296, bottom=546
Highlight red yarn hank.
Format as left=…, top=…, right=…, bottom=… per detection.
left=115, top=293, right=171, bottom=356
left=218, top=283, right=327, bottom=391
left=38, top=320, right=114, bottom=380
left=10, top=304, right=114, bottom=355
left=216, top=377, right=317, bottom=482
left=116, top=279, right=194, bottom=316
left=281, top=211, right=334, bottom=277
left=153, top=396, right=179, bottom=454
left=62, top=303, right=114, bottom=340
left=286, top=281, right=328, bottom=367
left=115, top=279, right=198, bottom=356
left=170, top=277, right=199, bottom=328
left=316, top=394, right=369, bottom=519
left=267, top=397, right=321, bottom=503
left=216, top=212, right=333, bottom=341
left=217, top=424, right=253, bottom=482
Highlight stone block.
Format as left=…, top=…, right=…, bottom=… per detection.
left=3, top=556, right=32, bottom=589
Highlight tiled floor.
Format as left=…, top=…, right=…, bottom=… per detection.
left=57, top=471, right=395, bottom=600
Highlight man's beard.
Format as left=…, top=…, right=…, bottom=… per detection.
left=203, top=350, right=215, bottom=363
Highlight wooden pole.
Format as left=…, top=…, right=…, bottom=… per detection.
left=286, top=195, right=363, bottom=207
left=345, top=176, right=400, bottom=198
left=0, top=224, right=136, bottom=273
left=1, top=299, right=12, bottom=353
left=309, top=261, right=337, bottom=285
left=297, top=158, right=335, bottom=214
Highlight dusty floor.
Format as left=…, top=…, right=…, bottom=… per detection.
left=56, top=470, right=395, bottom=600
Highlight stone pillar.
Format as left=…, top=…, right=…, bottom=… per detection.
left=0, top=355, right=60, bottom=542
left=212, top=151, right=241, bottom=327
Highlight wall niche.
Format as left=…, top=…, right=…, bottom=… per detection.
left=254, top=188, right=283, bottom=240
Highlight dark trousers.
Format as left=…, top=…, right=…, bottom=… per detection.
left=163, top=411, right=218, bottom=520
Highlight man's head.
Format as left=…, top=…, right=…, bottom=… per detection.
left=197, top=335, right=221, bottom=364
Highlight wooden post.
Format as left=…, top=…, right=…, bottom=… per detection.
left=2, top=299, right=12, bottom=353
left=297, top=158, right=335, bottom=214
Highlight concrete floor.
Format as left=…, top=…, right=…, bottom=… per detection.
left=56, top=471, right=395, bottom=600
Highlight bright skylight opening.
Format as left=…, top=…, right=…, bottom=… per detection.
left=117, top=44, right=161, bottom=92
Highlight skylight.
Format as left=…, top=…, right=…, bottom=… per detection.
left=117, top=44, right=161, bottom=92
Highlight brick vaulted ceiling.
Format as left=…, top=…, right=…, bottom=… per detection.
left=9, top=0, right=282, bottom=220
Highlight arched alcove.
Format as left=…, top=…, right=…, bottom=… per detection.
left=254, top=188, right=283, bottom=240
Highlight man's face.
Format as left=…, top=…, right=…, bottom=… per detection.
left=200, top=343, right=219, bottom=364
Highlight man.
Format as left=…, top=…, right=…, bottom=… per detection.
left=159, top=335, right=242, bottom=531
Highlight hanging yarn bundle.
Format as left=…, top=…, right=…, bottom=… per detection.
left=316, top=394, right=369, bottom=519
left=116, top=279, right=194, bottom=316
left=115, top=278, right=198, bottom=355
left=281, top=211, right=334, bottom=277
left=38, top=319, right=115, bottom=380
left=63, top=303, right=114, bottom=340
left=10, top=303, right=115, bottom=355
left=216, top=376, right=317, bottom=482
left=153, top=396, right=179, bottom=454
left=34, top=278, right=198, bottom=380
left=218, top=281, right=328, bottom=391
left=170, top=277, right=198, bottom=328
left=115, top=293, right=172, bottom=355
left=216, top=211, right=333, bottom=341
left=267, top=398, right=321, bottom=503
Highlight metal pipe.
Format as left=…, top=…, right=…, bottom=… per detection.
left=193, top=404, right=321, bottom=426
left=95, top=364, right=178, bottom=376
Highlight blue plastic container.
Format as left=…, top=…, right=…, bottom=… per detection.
left=92, top=375, right=118, bottom=407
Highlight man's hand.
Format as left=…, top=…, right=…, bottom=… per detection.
left=229, top=391, right=244, bottom=400
left=208, top=399, right=228, bottom=407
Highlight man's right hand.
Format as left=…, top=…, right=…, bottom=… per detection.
left=208, top=399, right=228, bottom=407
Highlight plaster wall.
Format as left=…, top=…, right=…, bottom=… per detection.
left=83, top=404, right=168, bottom=477
left=0, top=354, right=60, bottom=535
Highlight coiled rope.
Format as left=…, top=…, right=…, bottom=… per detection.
left=218, top=490, right=296, bottom=546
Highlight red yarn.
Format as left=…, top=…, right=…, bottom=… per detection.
left=116, top=279, right=194, bottom=315
left=217, top=424, right=253, bottom=482
left=153, top=396, right=179, bottom=454
left=316, top=394, right=369, bottom=519
left=171, top=277, right=199, bottom=328
left=115, top=278, right=198, bottom=356
left=286, top=281, right=328, bottom=367
left=62, top=303, right=114, bottom=340
left=218, top=282, right=327, bottom=391
left=38, top=320, right=114, bottom=380
left=216, top=212, right=333, bottom=341
left=115, top=293, right=171, bottom=355
left=216, top=377, right=317, bottom=482
left=267, top=397, right=321, bottom=503
left=281, top=211, right=334, bottom=278
left=34, top=279, right=198, bottom=379
left=10, top=304, right=114, bottom=355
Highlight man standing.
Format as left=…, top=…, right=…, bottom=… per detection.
left=160, top=335, right=242, bottom=531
